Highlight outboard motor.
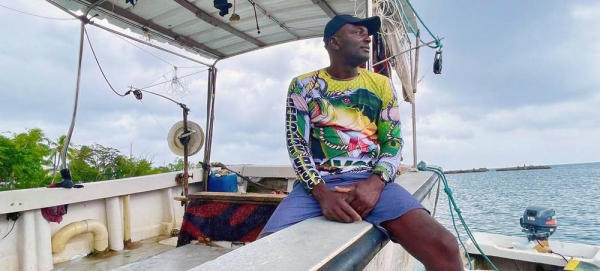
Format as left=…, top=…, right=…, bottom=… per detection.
left=519, top=206, right=557, bottom=242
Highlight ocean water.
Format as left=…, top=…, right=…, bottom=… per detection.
left=434, top=162, right=600, bottom=246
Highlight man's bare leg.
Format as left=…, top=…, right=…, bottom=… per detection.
left=381, top=209, right=463, bottom=271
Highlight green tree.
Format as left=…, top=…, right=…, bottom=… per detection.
left=44, top=135, right=76, bottom=175
left=0, top=127, right=197, bottom=191
left=69, top=143, right=121, bottom=182
left=115, top=155, right=170, bottom=178
left=69, top=144, right=173, bottom=182
left=165, top=158, right=197, bottom=172
left=0, top=129, right=51, bottom=190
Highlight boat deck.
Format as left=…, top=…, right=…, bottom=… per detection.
left=52, top=235, right=231, bottom=271
left=1, top=165, right=441, bottom=271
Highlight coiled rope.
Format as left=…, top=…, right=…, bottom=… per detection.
left=417, top=161, right=499, bottom=271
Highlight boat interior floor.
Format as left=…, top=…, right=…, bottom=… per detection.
left=52, top=235, right=232, bottom=271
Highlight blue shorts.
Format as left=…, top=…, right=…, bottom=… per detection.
left=259, top=172, right=426, bottom=241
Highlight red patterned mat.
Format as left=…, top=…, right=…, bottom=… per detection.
left=177, top=200, right=279, bottom=247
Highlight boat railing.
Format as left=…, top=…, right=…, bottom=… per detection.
left=190, top=169, right=441, bottom=271
left=0, top=165, right=439, bottom=271
left=0, top=168, right=209, bottom=270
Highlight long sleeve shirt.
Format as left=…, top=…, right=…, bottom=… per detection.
left=285, top=68, right=404, bottom=190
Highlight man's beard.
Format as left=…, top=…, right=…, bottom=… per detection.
left=344, top=54, right=369, bottom=67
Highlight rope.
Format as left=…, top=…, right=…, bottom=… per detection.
left=138, top=100, right=167, bottom=134
left=84, top=28, right=128, bottom=97
left=138, top=69, right=208, bottom=91
left=353, top=0, right=366, bottom=17
left=84, top=26, right=208, bottom=99
left=107, top=28, right=175, bottom=67
left=417, top=161, right=499, bottom=271
left=250, top=1, right=260, bottom=34
left=535, top=239, right=570, bottom=263
left=395, top=0, right=442, bottom=49
left=129, top=87, right=180, bottom=106
left=418, top=59, right=435, bottom=83
left=143, top=69, right=180, bottom=90
left=85, top=26, right=203, bottom=134
left=0, top=220, right=16, bottom=240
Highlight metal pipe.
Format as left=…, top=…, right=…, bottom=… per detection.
left=208, top=68, right=218, bottom=169
left=202, top=70, right=212, bottom=192
left=60, top=20, right=85, bottom=169
left=366, top=0, right=373, bottom=71
left=201, top=66, right=217, bottom=192
left=411, top=30, right=420, bottom=168
left=182, top=106, right=190, bottom=197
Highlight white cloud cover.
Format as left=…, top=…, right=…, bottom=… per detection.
left=0, top=1, right=598, bottom=172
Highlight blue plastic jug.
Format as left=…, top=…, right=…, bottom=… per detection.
left=207, top=172, right=238, bottom=192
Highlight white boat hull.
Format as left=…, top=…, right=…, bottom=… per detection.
left=465, top=232, right=600, bottom=270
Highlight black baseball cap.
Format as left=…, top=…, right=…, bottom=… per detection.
left=323, top=14, right=381, bottom=43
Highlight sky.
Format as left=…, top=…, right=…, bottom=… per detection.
left=0, top=1, right=598, bottom=171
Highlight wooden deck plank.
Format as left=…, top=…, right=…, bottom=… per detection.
left=187, top=192, right=286, bottom=204
left=113, top=243, right=233, bottom=271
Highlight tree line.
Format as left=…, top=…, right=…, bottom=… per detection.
left=0, top=128, right=195, bottom=191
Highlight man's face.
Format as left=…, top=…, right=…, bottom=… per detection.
left=331, top=23, right=372, bottom=66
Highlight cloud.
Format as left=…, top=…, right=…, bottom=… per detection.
left=0, top=2, right=330, bottom=167
left=0, top=0, right=598, bottom=172
left=408, top=111, right=475, bottom=141
left=467, top=93, right=600, bottom=133
left=570, top=3, right=600, bottom=21
left=402, top=120, right=600, bottom=171
left=199, top=40, right=330, bottom=165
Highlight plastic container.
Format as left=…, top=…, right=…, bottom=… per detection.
left=207, top=172, right=238, bottom=192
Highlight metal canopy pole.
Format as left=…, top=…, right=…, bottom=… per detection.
left=201, top=66, right=217, bottom=192
left=181, top=105, right=191, bottom=197
left=366, top=0, right=373, bottom=71
left=411, top=30, right=421, bottom=168
left=60, top=19, right=86, bottom=171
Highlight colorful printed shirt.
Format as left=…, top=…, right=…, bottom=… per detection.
left=285, top=68, right=403, bottom=190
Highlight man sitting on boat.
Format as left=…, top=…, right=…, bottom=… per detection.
left=259, top=14, right=463, bottom=270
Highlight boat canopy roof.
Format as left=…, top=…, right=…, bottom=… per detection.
left=50, top=0, right=418, bottom=61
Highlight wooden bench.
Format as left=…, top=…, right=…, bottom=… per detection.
left=187, top=191, right=286, bottom=205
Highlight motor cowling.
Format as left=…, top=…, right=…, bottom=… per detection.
left=519, top=206, right=557, bottom=241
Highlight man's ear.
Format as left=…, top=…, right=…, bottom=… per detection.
left=329, top=36, right=341, bottom=50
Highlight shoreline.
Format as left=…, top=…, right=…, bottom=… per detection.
left=444, top=165, right=552, bottom=174
left=495, top=165, right=551, bottom=171
left=444, top=168, right=488, bottom=174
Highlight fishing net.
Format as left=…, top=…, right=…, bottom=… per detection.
left=163, top=67, right=190, bottom=99
left=373, top=0, right=415, bottom=103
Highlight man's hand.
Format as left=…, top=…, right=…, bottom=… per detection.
left=312, top=182, right=362, bottom=223
left=334, top=175, right=385, bottom=218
